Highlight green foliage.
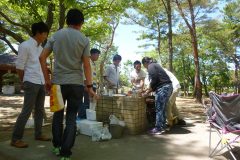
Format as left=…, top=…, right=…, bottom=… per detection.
left=120, top=74, right=131, bottom=87
left=1, top=0, right=239, bottom=95
left=0, top=41, right=8, bottom=54
left=2, top=73, right=20, bottom=85
left=125, top=0, right=168, bottom=53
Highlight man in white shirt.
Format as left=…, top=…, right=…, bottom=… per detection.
left=130, top=60, right=146, bottom=92
left=104, top=54, right=122, bottom=93
left=164, top=69, right=186, bottom=126
left=11, top=22, right=50, bottom=148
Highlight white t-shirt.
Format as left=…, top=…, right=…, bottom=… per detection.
left=164, top=69, right=180, bottom=91
left=130, top=69, right=146, bottom=90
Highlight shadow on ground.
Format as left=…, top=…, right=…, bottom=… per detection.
left=0, top=95, right=238, bottom=160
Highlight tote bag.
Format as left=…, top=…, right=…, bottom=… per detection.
left=50, top=84, right=64, bottom=112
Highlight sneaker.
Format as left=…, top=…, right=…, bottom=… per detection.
left=60, top=157, right=71, bottom=160
left=148, top=127, right=165, bottom=135
left=164, top=125, right=171, bottom=131
left=52, top=147, right=60, bottom=156
left=10, top=140, right=28, bottom=148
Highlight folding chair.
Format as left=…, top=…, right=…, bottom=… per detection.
left=206, top=91, right=240, bottom=160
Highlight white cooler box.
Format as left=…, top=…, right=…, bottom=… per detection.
left=77, top=119, right=103, bottom=136
left=86, top=109, right=96, bottom=121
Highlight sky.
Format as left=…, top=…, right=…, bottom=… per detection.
left=112, top=23, right=151, bottom=64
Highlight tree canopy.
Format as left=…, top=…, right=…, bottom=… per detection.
left=1, top=0, right=239, bottom=98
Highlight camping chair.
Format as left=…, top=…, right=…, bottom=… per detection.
left=205, top=91, right=240, bottom=160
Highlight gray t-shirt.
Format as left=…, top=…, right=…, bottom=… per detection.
left=45, top=27, right=90, bottom=85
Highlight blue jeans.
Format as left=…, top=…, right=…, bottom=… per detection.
left=52, top=84, right=84, bottom=157
left=155, top=84, right=173, bottom=130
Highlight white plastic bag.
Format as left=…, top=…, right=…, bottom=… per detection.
left=91, top=125, right=112, bottom=141
left=118, top=120, right=126, bottom=127
left=101, top=125, right=112, bottom=140
left=91, top=127, right=102, bottom=141
left=109, top=114, right=119, bottom=125
left=109, top=114, right=125, bottom=127
left=25, top=118, right=34, bottom=128
left=89, top=101, right=96, bottom=110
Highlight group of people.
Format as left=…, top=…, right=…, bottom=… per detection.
left=130, top=58, right=186, bottom=134
left=10, top=8, right=185, bottom=160
left=11, top=8, right=96, bottom=160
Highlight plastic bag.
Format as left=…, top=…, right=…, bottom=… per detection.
left=91, top=127, right=102, bottom=141
left=101, top=125, right=112, bottom=140
left=89, top=98, right=96, bottom=110
left=25, top=118, right=34, bottom=128
left=109, top=114, right=119, bottom=125
left=109, top=114, right=125, bottom=127
left=91, top=125, right=112, bottom=141
left=50, top=84, right=64, bottom=112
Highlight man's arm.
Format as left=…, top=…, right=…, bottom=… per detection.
left=131, top=79, right=135, bottom=87
left=16, top=69, right=24, bottom=82
left=82, top=56, right=92, bottom=86
left=39, top=48, right=51, bottom=91
left=104, top=76, right=113, bottom=86
left=15, top=44, right=28, bottom=83
left=82, top=55, right=98, bottom=99
left=139, top=78, right=145, bottom=90
left=103, top=67, right=115, bottom=87
left=130, top=73, right=136, bottom=87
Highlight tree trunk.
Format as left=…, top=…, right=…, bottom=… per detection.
left=58, top=0, right=66, bottom=30
left=202, top=64, right=208, bottom=96
left=191, top=31, right=202, bottom=102
left=157, top=19, right=161, bottom=58
left=45, top=2, right=54, bottom=30
left=181, top=52, right=187, bottom=97
left=167, top=0, right=173, bottom=72
left=161, top=0, right=173, bottom=71
left=234, top=55, right=239, bottom=93
left=99, top=21, right=119, bottom=91
left=175, top=0, right=202, bottom=102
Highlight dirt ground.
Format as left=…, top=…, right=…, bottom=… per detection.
left=0, top=94, right=237, bottom=160
left=0, top=94, right=205, bottom=142
left=0, top=94, right=52, bottom=142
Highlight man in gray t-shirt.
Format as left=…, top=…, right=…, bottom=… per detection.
left=39, top=9, right=96, bottom=159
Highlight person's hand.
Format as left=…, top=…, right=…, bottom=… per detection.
left=142, top=91, right=149, bottom=97
left=146, top=98, right=155, bottom=103
left=93, top=93, right=100, bottom=100
left=108, top=81, right=116, bottom=88
left=87, top=88, right=100, bottom=100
